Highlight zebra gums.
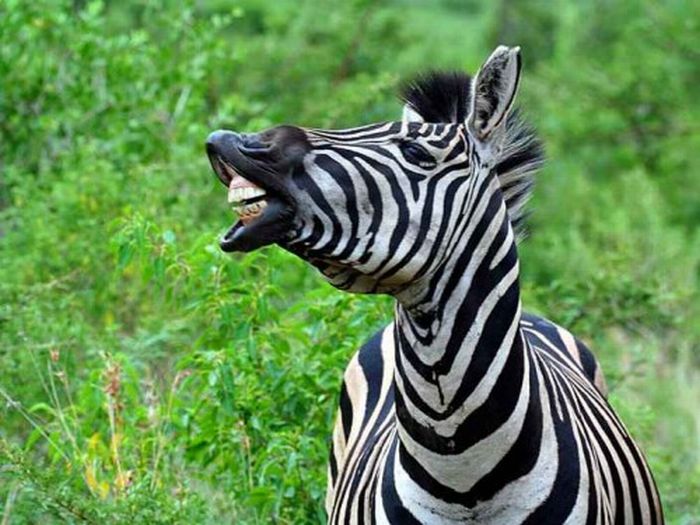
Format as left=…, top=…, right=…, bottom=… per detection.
left=206, top=46, right=663, bottom=524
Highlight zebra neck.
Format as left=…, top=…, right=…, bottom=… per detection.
left=391, top=193, right=535, bottom=496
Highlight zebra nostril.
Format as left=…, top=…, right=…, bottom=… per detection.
left=239, top=133, right=271, bottom=152
left=237, top=134, right=273, bottom=160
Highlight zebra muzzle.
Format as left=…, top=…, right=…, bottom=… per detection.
left=206, top=129, right=298, bottom=253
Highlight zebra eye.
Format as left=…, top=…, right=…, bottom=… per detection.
left=399, top=141, right=436, bottom=168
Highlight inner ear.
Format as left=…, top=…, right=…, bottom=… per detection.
left=467, top=46, right=522, bottom=142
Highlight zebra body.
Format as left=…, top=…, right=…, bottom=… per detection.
left=206, top=45, right=663, bottom=523
left=327, top=314, right=662, bottom=524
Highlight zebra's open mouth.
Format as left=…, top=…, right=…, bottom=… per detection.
left=221, top=160, right=269, bottom=225
left=206, top=133, right=296, bottom=252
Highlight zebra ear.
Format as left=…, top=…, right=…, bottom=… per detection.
left=467, top=45, right=521, bottom=142
left=402, top=103, right=424, bottom=124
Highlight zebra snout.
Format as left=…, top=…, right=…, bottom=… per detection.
left=205, top=129, right=241, bottom=158
left=206, top=130, right=275, bottom=167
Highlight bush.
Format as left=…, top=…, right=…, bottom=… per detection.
left=1, top=0, right=698, bottom=523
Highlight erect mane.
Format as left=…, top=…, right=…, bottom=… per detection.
left=400, top=71, right=472, bottom=123
left=400, top=71, right=544, bottom=238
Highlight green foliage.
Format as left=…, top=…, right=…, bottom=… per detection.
left=1, top=0, right=698, bottom=523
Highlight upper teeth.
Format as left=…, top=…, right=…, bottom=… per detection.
left=228, top=186, right=266, bottom=204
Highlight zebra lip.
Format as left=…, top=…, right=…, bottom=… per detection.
left=220, top=197, right=294, bottom=253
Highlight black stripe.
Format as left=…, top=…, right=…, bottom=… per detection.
left=314, top=154, right=361, bottom=258
left=339, top=383, right=353, bottom=443
left=380, top=440, right=422, bottom=524
left=522, top=357, right=581, bottom=524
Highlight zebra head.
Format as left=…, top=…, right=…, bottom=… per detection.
left=207, top=46, right=542, bottom=297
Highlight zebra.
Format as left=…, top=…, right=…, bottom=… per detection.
left=206, top=46, right=663, bottom=524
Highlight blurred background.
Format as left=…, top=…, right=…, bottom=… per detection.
left=1, top=0, right=698, bottom=523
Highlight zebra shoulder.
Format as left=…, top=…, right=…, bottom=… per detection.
left=326, top=325, right=395, bottom=513
left=520, top=312, right=608, bottom=397
left=337, top=325, right=395, bottom=437
left=330, top=327, right=393, bottom=456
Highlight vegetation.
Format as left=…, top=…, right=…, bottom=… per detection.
left=1, top=0, right=698, bottom=523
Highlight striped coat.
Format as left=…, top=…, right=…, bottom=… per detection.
left=327, top=313, right=660, bottom=523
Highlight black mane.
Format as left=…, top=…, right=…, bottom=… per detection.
left=400, top=71, right=472, bottom=124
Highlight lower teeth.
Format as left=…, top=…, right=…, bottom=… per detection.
left=235, top=199, right=268, bottom=224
